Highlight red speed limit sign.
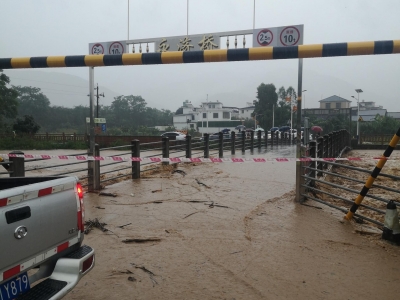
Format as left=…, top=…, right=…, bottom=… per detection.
left=280, top=26, right=301, bottom=46
left=256, top=29, right=274, bottom=46
left=91, top=43, right=105, bottom=55
left=109, top=42, right=124, bottom=55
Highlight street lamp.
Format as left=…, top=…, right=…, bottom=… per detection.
left=302, top=90, right=307, bottom=109
left=352, top=88, right=363, bottom=144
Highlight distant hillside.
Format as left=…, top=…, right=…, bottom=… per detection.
left=5, top=70, right=121, bottom=108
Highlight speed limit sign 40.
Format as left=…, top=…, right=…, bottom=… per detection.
left=280, top=26, right=301, bottom=46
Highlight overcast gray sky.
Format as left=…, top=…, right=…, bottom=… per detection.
left=1, top=0, right=399, bottom=112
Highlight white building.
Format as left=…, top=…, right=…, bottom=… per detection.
left=173, top=100, right=255, bottom=134
left=239, top=101, right=256, bottom=119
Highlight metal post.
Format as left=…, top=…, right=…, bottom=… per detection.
left=218, top=132, right=224, bottom=158
left=162, top=137, right=169, bottom=165
left=204, top=133, right=209, bottom=158
left=231, top=131, right=235, bottom=155
left=328, top=133, right=333, bottom=159
left=186, top=135, right=192, bottom=158
left=357, top=94, right=359, bottom=144
left=317, top=137, right=323, bottom=176
left=265, top=129, right=268, bottom=149
left=295, top=58, right=303, bottom=202
left=257, top=130, right=262, bottom=151
left=94, top=144, right=101, bottom=191
left=250, top=130, right=254, bottom=153
left=9, top=151, right=24, bottom=177
left=271, top=130, right=274, bottom=147
left=309, top=140, right=317, bottom=185
left=132, top=140, right=140, bottom=179
left=87, top=147, right=94, bottom=192
left=89, top=67, right=95, bottom=154
left=241, top=131, right=246, bottom=154
left=323, top=134, right=329, bottom=169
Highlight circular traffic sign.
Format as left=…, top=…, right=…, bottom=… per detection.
left=109, top=42, right=124, bottom=55
left=280, top=26, right=300, bottom=46
left=256, top=29, right=274, bottom=46
left=91, top=43, right=104, bottom=55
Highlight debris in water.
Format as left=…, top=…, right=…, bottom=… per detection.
left=99, top=192, right=117, bottom=197
left=172, top=169, right=187, bottom=176
left=195, top=179, right=211, bottom=188
left=122, top=237, right=161, bottom=243
left=117, top=223, right=132, bottom=229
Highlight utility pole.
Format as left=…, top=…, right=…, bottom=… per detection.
left=95, top=83, right=105, bottom=118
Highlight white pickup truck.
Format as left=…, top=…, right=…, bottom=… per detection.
left=0, top=176, right=94, bottom=300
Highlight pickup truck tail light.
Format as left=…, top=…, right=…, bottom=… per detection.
left=76, top=183, right=85, bottom=233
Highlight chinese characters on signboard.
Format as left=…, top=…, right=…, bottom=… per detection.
left=156, top=34, right=220, bottom=52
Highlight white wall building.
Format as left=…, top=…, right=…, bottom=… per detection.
left=173, top=100, right=255, bottom=134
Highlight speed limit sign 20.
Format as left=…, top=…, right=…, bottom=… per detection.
left=256, top=29, right=273, bottom=46
left=91, top=43, right=105, bottom=55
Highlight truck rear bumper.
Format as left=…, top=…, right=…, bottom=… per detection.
left=17, top=245, right=94, bottom=300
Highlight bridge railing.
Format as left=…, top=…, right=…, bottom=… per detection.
left=1, top=131, right=297, bottom=191
left=301, top=129, right=400, bottom=228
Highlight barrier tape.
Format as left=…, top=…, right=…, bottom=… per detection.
left=0, top=154, right=398, bottom=163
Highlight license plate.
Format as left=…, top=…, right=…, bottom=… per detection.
left=0, top=272, right=30, bottom=300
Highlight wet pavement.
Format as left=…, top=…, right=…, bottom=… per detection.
left=58, top=147, right=398, bottom=300
left=3, top=146, right=399, bottom=299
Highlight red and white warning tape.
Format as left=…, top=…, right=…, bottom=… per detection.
left=0, top=153, right=397, bottom=163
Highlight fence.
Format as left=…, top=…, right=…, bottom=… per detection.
left=300, top=129, right=400, bottom=228
left=1, top=130, right=298, bottom=190
left=360, top=134, right=394, bottom=145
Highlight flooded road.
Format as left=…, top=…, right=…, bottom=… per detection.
left=3, top=146, right=398, bottom=299
left=37, top=147, right=395, bottom=300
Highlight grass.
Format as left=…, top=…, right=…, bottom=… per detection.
left=0, top=137, right=87, bottom=150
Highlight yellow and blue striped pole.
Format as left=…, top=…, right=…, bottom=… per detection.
left=345, top=127, right=400, bottom=220
left=0, top=40, right=399, bottom=69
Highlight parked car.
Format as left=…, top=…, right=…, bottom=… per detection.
left=209, top=132, right=231, bottom=140
left=278, top=126, right=291, bottom=133
left=269, top=127, right=279, bottom=132
left=161, top=132, right=186, bottom=140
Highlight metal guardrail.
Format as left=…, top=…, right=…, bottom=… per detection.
left=300, top=129, right=400, bottom=228
left=1, top=130, right=298, bottom=190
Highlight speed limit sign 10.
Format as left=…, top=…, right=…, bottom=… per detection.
left=109, top=42, right=125, bottom=55
left=280, top=26, right=301, bottom=46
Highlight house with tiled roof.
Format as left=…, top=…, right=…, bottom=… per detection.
left=318, top=95, right=352, bottom=109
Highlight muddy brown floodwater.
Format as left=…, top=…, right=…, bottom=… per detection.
left=55, top=149, right=400, bottom=300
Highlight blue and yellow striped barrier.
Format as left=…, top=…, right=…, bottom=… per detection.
left=345, top=126, right=400, bottom=220
left=0, top=40, right=399, bottom=69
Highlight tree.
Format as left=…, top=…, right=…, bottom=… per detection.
left=253, top=83, right=278, bottom=130
left=13, top=86, right=51, bottom=130
left=13, top=115, right=40, bottom=134
left=0, top=70, right=19, bottom=128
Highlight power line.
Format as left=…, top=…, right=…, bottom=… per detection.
left=7, top=76, right=88, bottom=89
